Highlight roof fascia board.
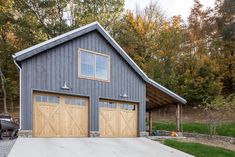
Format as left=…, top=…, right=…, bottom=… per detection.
left=14, top=22, right=98, bottom=61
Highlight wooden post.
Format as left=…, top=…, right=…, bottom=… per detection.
left=176, top=103, right=180, bottom=132
left=149, top=111, right=152, bottom=135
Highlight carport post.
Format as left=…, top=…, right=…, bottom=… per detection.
left=149, top=110, right=152, bottom=135
left=176, top=103, right=181, bottom=132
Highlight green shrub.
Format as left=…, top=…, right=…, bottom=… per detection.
left=164, top=139, right=235, bottom=157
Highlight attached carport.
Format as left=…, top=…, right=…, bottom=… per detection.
left=146, top=80, right=187, bottom=135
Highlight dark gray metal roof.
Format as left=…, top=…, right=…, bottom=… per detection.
left=13, top=21, right=187, bottom=104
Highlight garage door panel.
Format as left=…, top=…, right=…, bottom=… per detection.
left=99, top=101, right=137, bottom=137
left=33, top=104, right=60, bottom=137
left=33, top=93, right=88, bottom=137
left=62, top=97, right=88, bottom=137
left=119, top=110, right=137, bottom=137
left=61, top=105, right=88, bottom=137
left=99, top=108, right=118, bottom=137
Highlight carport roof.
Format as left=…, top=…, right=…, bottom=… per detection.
left=13, top=21, right=187, bottom=106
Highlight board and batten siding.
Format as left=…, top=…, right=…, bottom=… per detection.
left=20, top=30, right=146, bottom=133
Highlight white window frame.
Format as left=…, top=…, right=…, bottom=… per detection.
left=78, top=48, right=110, bottom=82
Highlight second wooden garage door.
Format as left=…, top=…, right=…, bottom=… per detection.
left=33, top=92, right=88, bottom=137
left=99, top=100, right=138, bottom=137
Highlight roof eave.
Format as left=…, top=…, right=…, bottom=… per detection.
left=148, top=79, right=187, bottom=104
left=14, top=21, right=100, bottom=61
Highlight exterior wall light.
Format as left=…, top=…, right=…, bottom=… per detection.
left=120, top=91, right=128, bottom=98
left=61, top=81, right=70, bottom=90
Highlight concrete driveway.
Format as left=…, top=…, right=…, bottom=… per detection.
left=8, top=138, right=193, bottom=157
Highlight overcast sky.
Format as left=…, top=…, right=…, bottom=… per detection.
left=125, top=0, right=215, bottom=21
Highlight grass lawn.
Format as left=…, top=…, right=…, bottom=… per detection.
left=164, top=139, right=235, bottom=157
left=153, top=122, right=235, bottom=137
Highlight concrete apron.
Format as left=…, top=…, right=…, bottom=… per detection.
left=8, top=138, right=193, bottom=157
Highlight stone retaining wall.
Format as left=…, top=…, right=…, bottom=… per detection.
left=157, top=130, right=235, bottom=144
left=89, top=131, right=100, bottom=137
left=139, top=131, right=149, bottom=137
left=18, top=130, right=32, bottom=138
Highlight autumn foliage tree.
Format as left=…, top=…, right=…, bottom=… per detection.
left=0, top=0, right=234, bottom=113
left=111, top=2, right=164, bottom=77
left=113, top=1, right=223, bottom=103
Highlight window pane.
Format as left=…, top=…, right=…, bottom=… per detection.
left=95, top=55, right=108, bottom=80
left=49, top=96, right=60, bottom=103
left=99, top=101, right=117, bottom=108
left=99, top=102, right=103, bottom=107
left=48, top=96, right=54, bottom=103
left=96, top=55, right=108, bottom=69
left=96, top=68, right=108, bottom=80
left=35, top=95, right=60, bottom=104
left=42, top=96, right=47, bottom=102
left=112, top=103, right=117, bottom=108
left=36, top=96, right=41, bottom=102
left=79, top=50, right=110, bottom=81
left=128, top=105, right=135, bottom=110
left=81, top=100, right=86, bottom=106
left=54, top=97, right=60, bottom=103
left=65, top=98, right=70, bottom=104
left=65, top=98, right=85, bottom=106
left=103, top=102, right=108, bottom=108
left=80, top=51, right=94, bottom=77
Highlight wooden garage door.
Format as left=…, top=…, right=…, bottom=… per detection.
left=33, top=92, right=88, bottom=137
left=99, top=101, right=137, bottom=137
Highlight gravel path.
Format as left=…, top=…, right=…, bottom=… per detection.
left=0, top=139, right=16, bottom=157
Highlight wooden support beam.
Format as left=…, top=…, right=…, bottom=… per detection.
left=147, top=83, right=176, bottom=104
left=149, top=111, right=152, bottom=135
left=147, top=89, right=173, bottom=104
left=147, top=92, right=169, bottom=105
left=146, top=100, right=160, bottom=109
left=147, top=95, right=165, bottom=106
left=176, top=103, right=181, bottom=132
left=155, top=91, right=174, bottom=104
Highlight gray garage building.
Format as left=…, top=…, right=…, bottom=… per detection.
left=13, top=22, right=186, bottom=137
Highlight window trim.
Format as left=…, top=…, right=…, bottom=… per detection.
left=78, top=48, right=110, bottom=82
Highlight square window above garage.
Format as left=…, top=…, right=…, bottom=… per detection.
left=79, top=49, right=110, bottom=81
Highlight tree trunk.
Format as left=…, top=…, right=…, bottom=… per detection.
left=10, top=95, right=14, bottom=112
left=0, top=68, right=7, bottom=113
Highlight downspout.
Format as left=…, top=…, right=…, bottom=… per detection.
left=12, top=55, right=22, bottom=130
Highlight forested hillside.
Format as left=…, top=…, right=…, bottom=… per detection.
left=0, top=0, right=234, bottom=113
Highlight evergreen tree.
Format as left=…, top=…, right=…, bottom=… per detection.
left=214, top=0, right=235, bottom=94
